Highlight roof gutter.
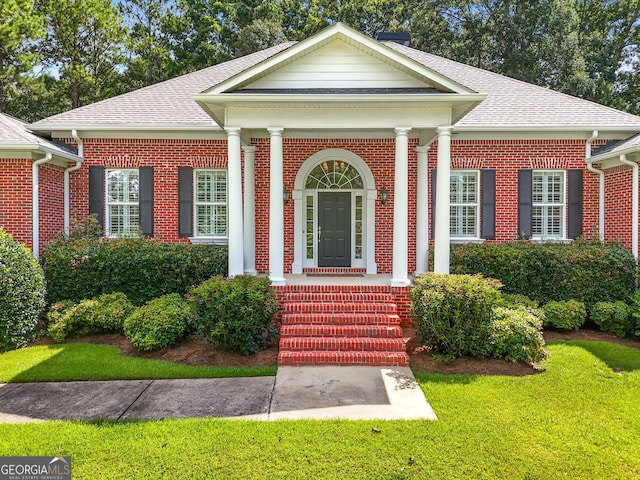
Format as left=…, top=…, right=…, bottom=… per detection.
left=32, top=153, right=52, bottom=257
left=619, top=154, right=638, bottom=259
left=64, top=130, right=84, bottom=236
left=585, top=130, right=604, bottom=240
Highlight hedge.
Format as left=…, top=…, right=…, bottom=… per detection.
left=42, top=229, right=228, bottom=306
left=450, top=240, right=636, bottom=306
left=0, top=228, right=46, bottom=351
left=190, top=275, right=279, bottom=355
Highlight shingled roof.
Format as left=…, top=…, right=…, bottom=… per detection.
left=31, top=43, right=293, bottom=129
left=0, top=112, right=79, bottom=160
left=385, top=43, right=640, bottom=130
left=30, top=25, right=640, bottom=132
left=591, top=132, right=640, bottom=159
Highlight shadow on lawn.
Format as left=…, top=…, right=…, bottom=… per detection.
left=555, top=340, right=640, bottom=372
left=7, top=344, right=118, bottom=383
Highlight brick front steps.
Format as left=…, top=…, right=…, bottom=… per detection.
left=275, top=286, right=410, bottom=366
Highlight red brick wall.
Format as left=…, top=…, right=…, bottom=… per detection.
left=62, top=137, right=614, bottom=272
left=39, top=163, right=65, bottom=251
left=0, top=159, right=33, bottom=247
left=252, top=138, right=418, bottom=275
left=604, top=165, right=633, bottom=249
left=69, top=138, right=229, bottom=242
left=428, top=139, right=601, bottom=243
left=0, top=159, right=65, bottom=252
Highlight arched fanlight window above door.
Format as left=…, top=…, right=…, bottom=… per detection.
left=305, top=160, right=364, bottom=189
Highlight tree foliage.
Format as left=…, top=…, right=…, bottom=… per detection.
left=0, top=0, right=45, bottom=113
left=1, top=0, right=638, bottom=120
left=37, top=0, right=126, bottom=109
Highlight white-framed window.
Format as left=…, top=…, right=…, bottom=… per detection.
left=194, top=169, right=227, bottom=237
left=532, top=170, right=565, bottom=239
left=106, top=169, right=139, bottom=237
left=450, top=170, right=479, bottom=238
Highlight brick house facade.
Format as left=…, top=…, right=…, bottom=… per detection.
left=3, top=22, right=640, bottom=280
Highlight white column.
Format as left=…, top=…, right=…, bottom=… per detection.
left=226, top=127, right=244, bottom=277
left=268, top=127, right=286, bottom=285
left=391, top=127, right=411, bottom=287
left=434, top=126, right=452, bottom=274
left=415, top=145, right=430, bottom=276
left=242, top=146, right=257, bottom=275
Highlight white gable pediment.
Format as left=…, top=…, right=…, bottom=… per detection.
left=194, top=23, right=486, bottom=129
left=204, top=23, right=473, bottom=95
left=242, top=39, right=435, bottom=91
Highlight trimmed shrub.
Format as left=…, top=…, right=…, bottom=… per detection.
left=591, top=301, right=633, bottom=338
left=450, top=240, right=636, bottom=307
left=497, top=293, right=539, bottom=310
left=47, top=292, right=135, bottom=343
left=124, top=294, right=190, bottom=352
left=542, top=300, right=587, bottom=330
left=489, top=307, right=547, bottom=364
left=411, top=273, right=502, bottom=361
left=190, top=275, right=279, bottom=355
left=0, top=228, right=46, bottom=351
left=41, top=218, right=228, bottom=305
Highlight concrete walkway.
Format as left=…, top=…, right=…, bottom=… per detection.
left=0, top=367, right=436, bottom=423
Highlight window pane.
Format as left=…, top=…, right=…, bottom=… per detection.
left=194, top=170, right=227, bottom=237
left=106, top=169, right=139, bottom=236
left=108, top=204, right=139, bottom=236
left=532, top=171, right=564, bottom=238
left=305, top=160, right=364, bottom=189
left=449, top=171, right=478, bottom=237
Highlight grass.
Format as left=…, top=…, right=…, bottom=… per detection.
left=1, top=340, right=639, bottom=478
left=0, top=343, right=276, bottom=382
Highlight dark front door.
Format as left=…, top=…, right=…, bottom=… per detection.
left=318, top=192, right=351, bottom=267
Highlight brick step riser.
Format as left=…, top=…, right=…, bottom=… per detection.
left=281, top=313, right=401, bottom=325
left=280, top=325, right=403, bottom=338
left=282, top=303, right=397, bottom=314
left=278, top=351, right=409, bottom=367
left=280, top=337, right=406, bottom=352
left=279, top=293, right=395, bottom=303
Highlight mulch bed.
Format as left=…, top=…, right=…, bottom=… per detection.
left=32, top=328, right=638, bottom=376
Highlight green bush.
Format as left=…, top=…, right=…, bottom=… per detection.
left=411, top=273, right=502, bottom=361
left=590, top=301, right=633, bottom=338
left=542, top=300, right=587, bottom=330
left=489, top=307, right=547, bottom=363
left=47, top=292, right=135, bottom=343
left=190, top=275, right=279, bottom=355
left=124, top=294, right=190, bottom=352
left=0, top=228, right=46, bottom=351
left=41, top=217, right=228, bottom=305
left=497, top=293, right=539, bottom=310
left=450, top=240, right=636, bottom=307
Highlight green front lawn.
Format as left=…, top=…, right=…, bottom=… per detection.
left=0, top=343, right=276, bottom=382
left=1, top=340, right=639, bottom=479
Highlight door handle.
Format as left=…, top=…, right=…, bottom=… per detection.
left=317, top=226, right=322, bottom=243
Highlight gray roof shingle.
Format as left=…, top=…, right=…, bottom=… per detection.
left=591, top=132, right=640, bottom=157
left=385, top=42, right=640, bottom=129
left=31, top=43, right=294, bottom=129
left=0, top=112, right=78, bottom=157
left=30, top=36, right=640, bottom=131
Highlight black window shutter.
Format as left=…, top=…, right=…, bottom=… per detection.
left=178, top=167, right=193, bottom=237
left=88, top=166, right=105, bottom=230
left=518, top=169, right=533, bottom=239
left=567, top=169, right=583, bottom=239
left=431, top=169, right=437, bottom=237
left=481, top=169, right=496, bottom=239
left=139, top=166, right=154, bottom=237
